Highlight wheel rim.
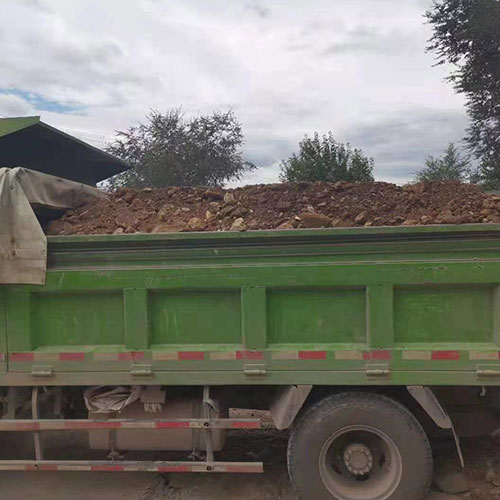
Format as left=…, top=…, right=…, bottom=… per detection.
left=318, top=424, right=403, bottom=500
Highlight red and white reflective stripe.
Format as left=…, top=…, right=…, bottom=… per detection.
left=236, top=351, right=264, bottom=360
left=178, top=351, right=205, bottom=361
left=10, top=349, right=492, bottom=364
left=59, top=352, right=85, bottom=361
left=469, top=350, right=500, bottom=360
left=271, top=351, right=326, bottom=360
left=363, top=350, right=391, bottom=361
left=94, top=352, right=146, bottom=361
left=9, top=352, right=35, bottom=362
left=334, top=350, right=364, bottom=360
left=0, top=461, right=264, bottom=473
left=431, top=350, right=460, bottom=360
left=402, top=350, right=461, bottom=361
left=10, top=352, right=86, bottom=362
left=0, top=418, right=261, bottom=432
left=151, top=351, right=205, bottom=361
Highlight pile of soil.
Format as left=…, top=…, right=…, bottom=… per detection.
left=45, top=180, right=500, bottom=236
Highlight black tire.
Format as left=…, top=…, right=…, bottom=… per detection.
left=287, top=392, right=433, bottom=500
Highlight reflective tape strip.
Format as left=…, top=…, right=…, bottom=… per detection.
left=298, top=351, right=326, bottom=360
left=0, top=461, right=264, bottom=473
left=158, top=465, right=192, bottom=472
left=402, top=351, right=432, bottom=361
left=33, top=352, right=59, bottom=362
left=155, top=421, right=191, bottom=429
left=91, top=465, right=124, bottom=472
left=210, top=352, right=237, bottom=360
left=335, top=350, right=364, bottom=360
left=59, top=352, right=85, bottom=362
left=93, top=352, right=120, bottom=361
left=271, top=351, right=326, bottom=360
left=58, top=465, right=92, bottom=471
left=236, top=351, right=263, bottom=360
left=364, top=350, right=391, bottom=361
left=118, top=352, right=145, bottom=362
left=178, top=351, right=205, bottom=361
left=0, top=418, right=260, bottom=431
left=152, top=351, right=178, bottom=361
left=271, top=351, right=299, bottom=360
left=432, top=351, right=460, bottom=360
left=469, top=351, right=500, bottom=360
left=64, top=421, right=123, bottom=430
left=9, top=353, right=34, bottom=362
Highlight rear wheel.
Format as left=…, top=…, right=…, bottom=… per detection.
left=287, top=392, right=432, bottom=500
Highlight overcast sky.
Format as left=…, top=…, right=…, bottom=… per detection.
left=0, top=0, right=468, bottom=184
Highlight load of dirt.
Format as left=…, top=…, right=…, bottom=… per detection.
left=45, top=180, right=500, bottom=236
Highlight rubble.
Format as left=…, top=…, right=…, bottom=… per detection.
left=45, top=181, right=500, bottom=236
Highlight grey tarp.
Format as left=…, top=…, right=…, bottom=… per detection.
left=0, top=167, right=105, bottom=284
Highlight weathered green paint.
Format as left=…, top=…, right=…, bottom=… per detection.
left=150, top=290, right=241, bottom=346
left=242, top=287, right=267, bottom=350
left=124, top=289, right=149, bottom=350
left=32, top=292, right=125, bottom=347
left=3, top=225, right=500, bottom=386
left=267, top=288, right=365, bottom=344
left=7, top=291, right=32, bottom=352
left=366, top=285, right=394, bottom=349
left=394, top=285, right=492, bottom=343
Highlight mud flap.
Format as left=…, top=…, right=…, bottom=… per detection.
left=407, top=385, right=464, bottom=467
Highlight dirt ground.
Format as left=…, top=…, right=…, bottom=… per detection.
left=45, top=181, right=500, bottom=236
left=0, top=423, right=499, bottom=500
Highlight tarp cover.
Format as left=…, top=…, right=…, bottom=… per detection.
left=0, top=167, right=104, bottom=284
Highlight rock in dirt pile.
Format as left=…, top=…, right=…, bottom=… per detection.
left=45, top=180, right=500, bottom=235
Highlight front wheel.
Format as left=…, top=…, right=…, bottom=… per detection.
left=287, top=392, right=433, bottom=500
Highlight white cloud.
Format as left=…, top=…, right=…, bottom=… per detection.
left=0, top=0, right=467, bottom=184
left=0, top=94, right=35, bottom=116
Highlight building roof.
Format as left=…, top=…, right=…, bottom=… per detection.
left=0, top=116, right=129, bottom=185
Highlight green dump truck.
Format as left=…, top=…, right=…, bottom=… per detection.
left=2, top=169, right=500, bottom=500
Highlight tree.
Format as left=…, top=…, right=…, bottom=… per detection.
left=414, top=143, right=472, bottom=182
left=279, top=132, right=374, bottom=183
left=106, top=109, right=255, bottom=189
left=426, top=0, right=500, bottom=187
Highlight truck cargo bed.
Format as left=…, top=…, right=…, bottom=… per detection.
left=2, top=224, right=500, bottom=387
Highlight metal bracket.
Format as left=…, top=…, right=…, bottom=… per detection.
left=365, top=363, right=390, bottom=378
left=202, top=386, right=214, bottom=463
left=244, top=364, right=267, bottom=378
left=130, top=364, right=153, bottom=379
left=476, top=365, right=500, bottom=379
left=31, top=365, right=54, bottom=379
left=31, top=387, right=43, bottom=461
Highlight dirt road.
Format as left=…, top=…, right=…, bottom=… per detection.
left=0, top=428, right=497, bottom=499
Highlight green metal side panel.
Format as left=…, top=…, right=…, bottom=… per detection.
left=3, top=224, right=500, bottom=386
left=267, top=288, right=365, bottom=344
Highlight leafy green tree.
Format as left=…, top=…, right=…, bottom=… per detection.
left=426, top=0, right=500, bottom=187
left=279, top=132, right=374, bottom=183
left=106, top=109, right=255, bottom=188
left=414, top=143, right=472, bottom=182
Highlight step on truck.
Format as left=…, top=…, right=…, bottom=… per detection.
left=1, top=167, right=500, bottom=500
